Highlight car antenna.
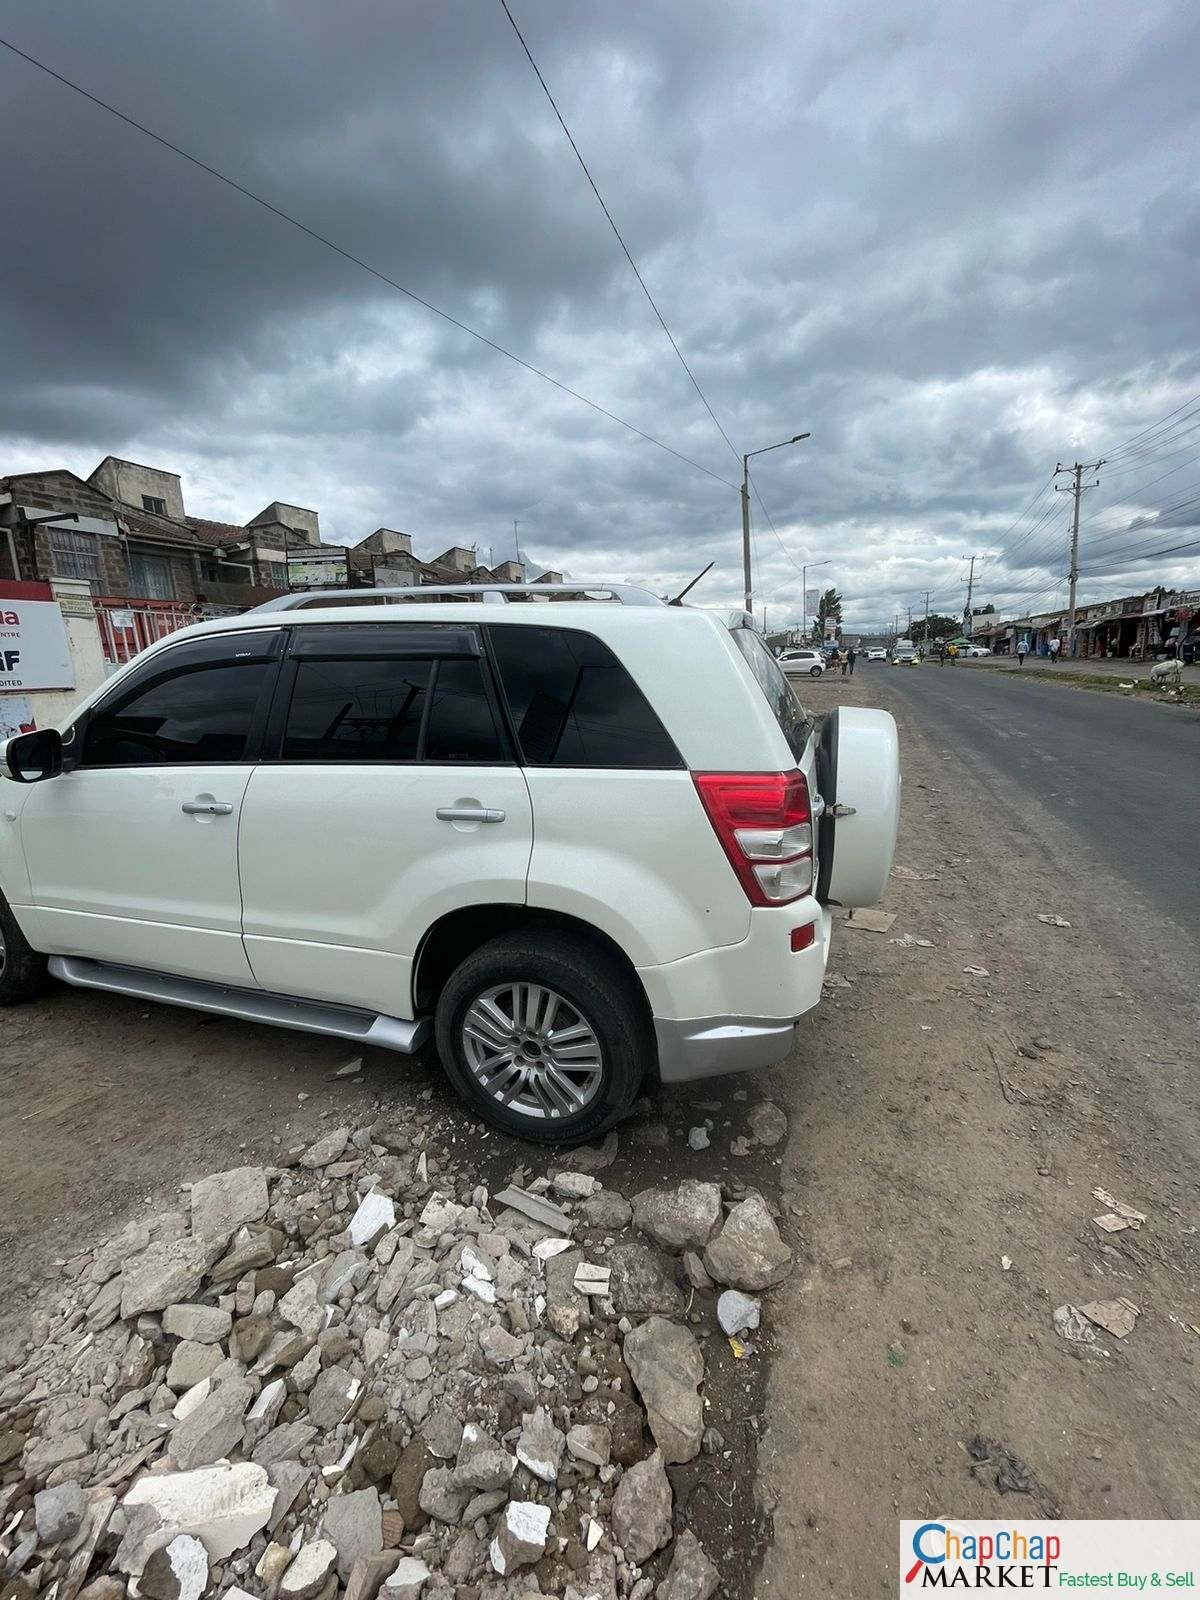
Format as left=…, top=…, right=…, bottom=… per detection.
left=668, top=561, right=715, bottom=606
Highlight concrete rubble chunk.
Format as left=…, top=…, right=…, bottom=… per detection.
left=552, top=1170, right=598, bottom=1199
left=657, top=1528, right=720, bottom=1600
left=606, top=1242, right=686, bottom=1319
left=167, top=1339, right=223, bottom=1392
left=633, top=1180, right=723, bottom=1253
left=279, top=1272, right=324, bottom=1337
left=418, top=1466, right=471, bottom=1523
left=323, top=1487, right=383, bottom=1581
left=162, top=1303, right=233, bottom=1345
left=611, top=1448, right=673, bottom=1563
left=34, top=1480, right=85, bottom=1545
left=580, top=1192, right=633, bottom=1229
left=345, top=1552, right=404, bottom=1600
left=489, top=1500, right=551, bottom=1576
left=190, top=1166, right=269, bottom=1240
left=121, top=1236, right=216, bottom=1319
left=453, top=1423, right=515, bottom=1491
left=139, top=1534, right=209, bottom=1600
left=623, top=1317, right=705, bottom=1463
left=516, top=1405, right=566, bottom=1483
left=350, top=1189, right=397, bottom=1249
left=308, top=1365, right=361, bottom=1428
left=171, top=1376, right=253, bottom=1470
left=280, top=1539, right=339, bottom=1598
left=716, top=1289, right=761, bottom=1335
left=123, top=1461, right=277, bottom=1561
left=419, top=1194, right=467, bottom=1231
left=494, top=1186, right=571, bottom=1233
left=702, top=1192, right=792, bottom=1291
left=566, top=1423, right=611, bottom=1467
left=383, top=1555, right=431, bottom=1600
left=300, top=1125, right=351, bottom=1168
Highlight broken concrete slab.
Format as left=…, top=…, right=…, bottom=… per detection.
left=189, top=1166, right=269, bottom=1241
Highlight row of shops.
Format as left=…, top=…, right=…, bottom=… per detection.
left=974, top=585, right=1199, bottom=660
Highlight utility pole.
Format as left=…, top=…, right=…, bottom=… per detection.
left=961, top=554, right=979, bottom=632
left=906, top=604, right=913, bottom=636
left=1054, top=460, right=1104, bottom=655
left=922, top=589, right=931, bottom=649
left=740, top=465, right=752, bottom=617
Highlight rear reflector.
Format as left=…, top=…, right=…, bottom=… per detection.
left=790, top=922, right=816, bottom=953
left=692, top=769, right=814, bottom=906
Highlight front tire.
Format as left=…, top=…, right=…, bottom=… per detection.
left=434, top=930, right=647, bottom=1143
left=0, top=891, right=50, bottom=1006
left=811, top=666, right=822, bottom=677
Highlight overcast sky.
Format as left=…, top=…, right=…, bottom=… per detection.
left=2, top=0, right=1199, bottom=630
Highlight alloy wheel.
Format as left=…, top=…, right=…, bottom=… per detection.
left=461, top=982, right=604, bottom=1120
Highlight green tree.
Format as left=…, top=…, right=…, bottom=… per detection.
left=912, top=613, right=959, bottom=647
left=812, top=586, right=844, bottom=641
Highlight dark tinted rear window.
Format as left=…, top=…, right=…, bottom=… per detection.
left=731, top=628, right=813, bottom=761
left=488, top=625, right=681, bottom=768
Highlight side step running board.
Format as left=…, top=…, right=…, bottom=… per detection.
left=48, top=956, right=431, bottom=1054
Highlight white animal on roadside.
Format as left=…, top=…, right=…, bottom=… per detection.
left=1149, top=658, right=1183, bottom=688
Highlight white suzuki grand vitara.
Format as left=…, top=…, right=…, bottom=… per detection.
left=0, top=584, right=899, bottom=1143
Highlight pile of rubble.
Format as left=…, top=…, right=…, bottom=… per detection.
left=0, top=1108, right=792, bottom=1600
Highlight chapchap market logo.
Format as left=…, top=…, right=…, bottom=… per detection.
left=905, top=1522, right=1060, bottom=1588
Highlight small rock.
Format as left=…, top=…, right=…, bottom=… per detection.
left=566, top=1424, right=611, bottom=1467
left=121, top=1236, right=215, bottom=1319
left=140, top=1534, right=209, bottom=1600
left=624, top=1316, right=705, bottom=1463
left=453, top=1424, right=515, bottom=1492
left=657, top=1528, right=720, bottom=1600
left=190, top=1166, right=269, bottom=1240
left=703, top=1193, right=792, bottom=1291
left=162, top=1303, right=233, bottom=1345
left=308, top=1365, right=360, bottom=1428
left=611, top=1448, right=672, bottom=1563
left=171, top=1377, right=252, bottom=1470
left=34, top=1481, right=85, bottom=1545
left=323, top=1487, right=383, bottom=1582
left=747, top=1101, right=788, bottom=1147
left=350, top=1190, right=396, bottom=1249
left=301, top=1126, right=351, bottom=1169
left=632, top=1181, right=722, bottom=1253
left=280, top=1539, right=339, bottom=1598
left=418, top=1466, right=470, bottom=1524
left=687, top=1126, right=710, bottom=1151
left=515, top=1406, right=565, bottom=1483
left=553, top=1171, right=599, bottom=1200
left=716, top=1289, right=760, bottom=1336
left=580, top=1192, right=633, bottom=1229
left=489, top=1501, right=551, bottom=1576
left=383, top=1556, right=431, bottom=1600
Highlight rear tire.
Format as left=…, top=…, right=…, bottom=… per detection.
left=434, top=930, right=647, bottom=1144
left=0, top=892, right=50, bottom=1006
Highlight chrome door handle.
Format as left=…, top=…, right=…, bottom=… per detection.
left=181, top=799, right=234, bottom=816
left=436, top=806, right=505, bottom=824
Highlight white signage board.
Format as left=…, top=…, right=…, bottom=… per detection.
left=0, top=598, right=74, bottom=692
left=0, top=695, right=35, bottom=738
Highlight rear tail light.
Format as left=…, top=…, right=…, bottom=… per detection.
left=692, top=770, right=814, bottom=906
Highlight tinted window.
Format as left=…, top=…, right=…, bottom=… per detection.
left=281, top=656, right=501, bottom=763
left=731, top=628, right=813, bottom=761
left=489, top=625, right=681, bottom=768
left=82, top=660, right=272, bottom=767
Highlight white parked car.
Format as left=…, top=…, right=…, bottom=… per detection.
left=959, top=644, right=991, bottom=658
left=0, top=584, right=900, bottom=1143
left=777, top=647, right=826, bottom=677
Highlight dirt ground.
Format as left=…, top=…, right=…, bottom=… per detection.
left=758, top=668, right=1200, bottom=1596
left=1, top=669, right=1198, bottom=1598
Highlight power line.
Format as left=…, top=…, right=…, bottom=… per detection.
left=497, top=0, right=740, bottom=467
left=0, top=33, right=738, bottom=493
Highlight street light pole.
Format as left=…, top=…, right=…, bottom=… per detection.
left=802, top=559, right=830, bottom=642
left=740, top=433, right=811, bottom=620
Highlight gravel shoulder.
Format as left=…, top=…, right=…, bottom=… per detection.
left=758, top=670, right=1200, bottom=1597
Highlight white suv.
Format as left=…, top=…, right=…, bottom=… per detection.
left=0, top=585, right=899, bottom=1143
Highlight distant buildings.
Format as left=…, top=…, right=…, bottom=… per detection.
left=0, top=455, right=562, bottom=607
left=972, top=585, right=1199, bottom=658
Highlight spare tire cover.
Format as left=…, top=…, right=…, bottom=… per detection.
left=815, top=707, right=900, bottom=907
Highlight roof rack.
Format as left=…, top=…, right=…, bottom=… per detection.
left=252, top=582, right=664, bottom=613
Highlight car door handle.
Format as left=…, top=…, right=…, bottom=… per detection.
left=181, top=799, right=234, bottom=816
left=436, top=806, right=505, bottom=824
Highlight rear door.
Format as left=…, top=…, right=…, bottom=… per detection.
left=17, top=630, right=282, bottom=983
left=237, top=622, right=532, bottom=1016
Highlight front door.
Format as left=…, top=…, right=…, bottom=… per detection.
left=18, top=629, right=282, bottom=984
left=238, top=621, right=533, bottom=1017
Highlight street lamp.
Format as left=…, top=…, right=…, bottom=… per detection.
left=741, top=433, right=810, bottom=617
left=801, top=559, right=830, bottom=643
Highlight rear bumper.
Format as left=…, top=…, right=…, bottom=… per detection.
left=653, top=1014, right=800, bottom=1082
left=642, top=903, right=831, bottom=1083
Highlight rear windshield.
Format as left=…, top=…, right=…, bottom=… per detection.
left=730, top=628, right=814, bottom=762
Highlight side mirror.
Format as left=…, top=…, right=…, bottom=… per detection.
left=5, top=728, right=63, bottom=783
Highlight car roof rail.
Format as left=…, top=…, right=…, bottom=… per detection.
left=251, top=582, right=665, bottom=613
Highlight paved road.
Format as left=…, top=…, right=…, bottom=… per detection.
left=879, top=662, right=1200, bottom=938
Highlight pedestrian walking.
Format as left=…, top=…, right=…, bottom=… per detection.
left=847, top=647, right=857, bottom=676
left=1048, top=637, right=1061, bottom=664
left=1017, top=638, right=1028, bottom=667
left=839, top=649, right=849, bottom=675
